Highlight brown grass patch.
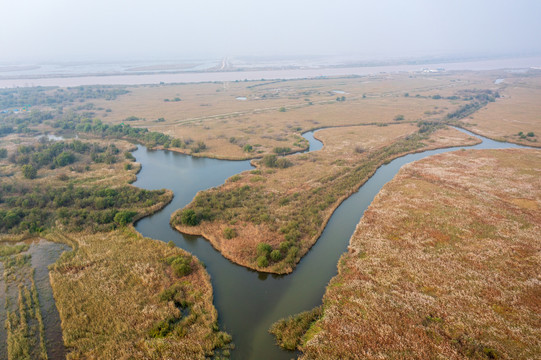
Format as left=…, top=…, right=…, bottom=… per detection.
left=294, top=149, right=541, bottom=359
left=48, top=229, right=232, bottom=359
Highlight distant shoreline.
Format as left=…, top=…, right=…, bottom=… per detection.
left=0, top=56, right=540, bottom=88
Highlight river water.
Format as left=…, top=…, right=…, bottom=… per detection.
left=133, top=128, right=530, bottom=359
left=1, top=56, right=540, bottom=88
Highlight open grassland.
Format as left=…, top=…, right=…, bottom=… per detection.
left=172, top=125, right=479, bottom=273
left=48, top=229, right=233, bottom=359
left=91, top=71, right=509, bottom=159
left=463, top=72, right=541, bottom=147
left=277, top=149, right=541, bottom=359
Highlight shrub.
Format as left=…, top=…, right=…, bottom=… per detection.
left=273, top=147, right=291, bottom=155
left=262, top=154, right=292, bottom=168
left=279, top=107, right=286, bottom=112
left=114, top=211, right=137, bottom=226
left=262, top=154, right=277, bottom=167
left=0, top=148, right=7, bottom=158
left=166, top=255, right=193, bottom=277
left=148, top=319, right=174, bottom=338
left=124, top=163, right=132, bottom=170
left=394, top=114, right=405, bottom=121
left=243, top=144, right=253, bottom=152
left=223, top=227, right=237, bottom=239
left=180, top=209, right=199, bottom=226
left=22, top=164, right=37, bottom=179
left=279, top=241, right=290, bottom=251
left=527, top=132, right=535, bottom=137
left=275, top=158, right=292, bottom=168
left=191, top=141, right=207, bottom=153
left=270, top=306, right=323, bottom=350
left=256, top=243, right=272, bottom=256
left=257, top=255, right=269, bottom=267
left=270, top=250, right=283, bottom=262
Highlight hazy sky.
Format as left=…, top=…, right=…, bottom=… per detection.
left=1, top=0, right=540, bottom=63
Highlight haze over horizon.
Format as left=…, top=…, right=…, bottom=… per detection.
left=1, top=0, right=540, bottom=64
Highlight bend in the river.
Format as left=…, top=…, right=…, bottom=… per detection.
left=133, top=126, right=531, bottom=360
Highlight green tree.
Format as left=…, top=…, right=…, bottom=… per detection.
left=114, top=211, right=137, bottom=226
left=180, top=209, right=199, bottom=226
left=22, top=164, right=37, bottom=179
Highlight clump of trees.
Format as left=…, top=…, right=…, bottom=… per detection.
left=273, top=147, right=291, bottom=155
left=0, top=183, right=168, bottom=233
left=517, top=131, right=536, bottom=139
left=8, top=139, right=121, bottom=179
left=166, top=254, right=193, bottom=277
left=262, top=154, right=292, bottom=168
left=0, top=86, right=129, bottom=109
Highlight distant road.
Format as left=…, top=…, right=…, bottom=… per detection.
left=0, top=57, right=540, bottom=88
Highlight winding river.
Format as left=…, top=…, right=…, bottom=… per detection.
left=133, top=128, right=529, bottom=360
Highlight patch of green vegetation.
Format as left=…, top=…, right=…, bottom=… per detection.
left=273, top=147, right=291, bottom=155
left=0, top=183, right=169, bottom=233
left=223, top=227, right=237, bottom=239
left=166, top=254, right=193, bottom=277
left=0, top=244, right=29, bottom=257
left=261, top=154, right=292, bottom=168
left=269, top=306, right=323, bottom=350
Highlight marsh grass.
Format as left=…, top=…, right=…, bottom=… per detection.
left=290, top=149, right=541, bottom=359
left=1, top=247, right=47, bottom=360
left=48, top=228, right=233, bottom=359
left=269, top=306, right=322, bottom=351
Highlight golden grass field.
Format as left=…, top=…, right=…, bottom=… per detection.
left=287, top=149, right=541, bottom=359
left=90, top=70, right=539, bottom=159
left=463, top=74, right=541, bottom=147
left=48, top=229, right=232, bottom=359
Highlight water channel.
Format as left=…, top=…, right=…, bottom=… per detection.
left=133, top=128, right=530, bottom=360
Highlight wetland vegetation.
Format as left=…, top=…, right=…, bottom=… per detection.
left=277, top=149, right=540, bottom=359
left=1, top=69, right=540, bottom=359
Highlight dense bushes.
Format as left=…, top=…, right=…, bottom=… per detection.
left=270, top=306, right=323, bottom=350
left=9, top=139, right=118, bottom=171
left=179, top=209, right=200, bottom=226
left=262, top=154, right=292, bottom=168
left=0, top=183, right=168, bottom=233
left=166, top=255, right=193, bottom=277
left=0, top=86, right=129, bottom=109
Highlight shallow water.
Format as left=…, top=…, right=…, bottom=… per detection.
left=29, top=240, right=71, bottom=360
left=133, top=127, right=530, bottom=359
left=0, top=240, right=70, bottom=359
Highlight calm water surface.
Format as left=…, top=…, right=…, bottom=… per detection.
left=134, top=128, right=529, bottom=360
left=2, top=56, right=540, bottom=88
